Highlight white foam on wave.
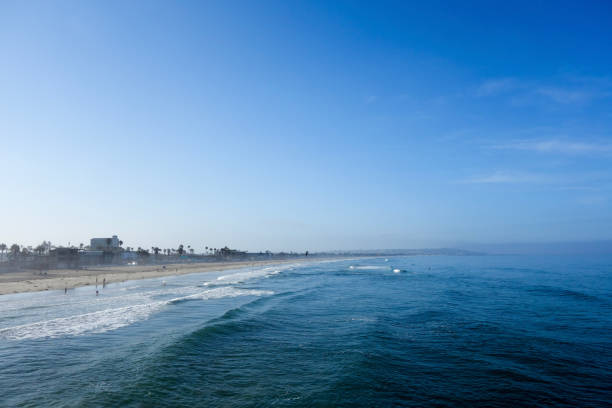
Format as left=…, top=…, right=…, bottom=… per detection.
left=0, top=301, right=166, bottom=341
left=168, top=287, right=273, bottom=304
left=353, top=266, right=387, bottom=270
left=0, top=287, right=273, bottom=341
left=214, top=267, right=283, bottom=285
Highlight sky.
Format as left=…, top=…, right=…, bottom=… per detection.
left=1, top=0, right=612, bottom=252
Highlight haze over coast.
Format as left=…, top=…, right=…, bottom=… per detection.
left=0, top=235, right=486, bottom=296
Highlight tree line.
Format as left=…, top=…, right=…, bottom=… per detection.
left=0, top=242, right=248, bottom=259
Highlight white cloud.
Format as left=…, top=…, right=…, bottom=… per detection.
left=576, top=196, right=607, bottom=206
left=475, top=78, right=517, bottom=97
left=535, top=87, right=596, bottom=104
left=475, top=76, right=611, bottom=105
left=493, top=139, right=612, bottom=155
left=461, top=171, right=552, bottom=184
left=461, top=170, right=612, bottom=189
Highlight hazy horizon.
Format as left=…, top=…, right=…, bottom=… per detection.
left=2, top=1, right=612, bottom=251
left=3, top=236, right=612, bottom=256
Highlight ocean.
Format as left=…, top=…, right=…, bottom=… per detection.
left=0, top=256, right=610, bottom=407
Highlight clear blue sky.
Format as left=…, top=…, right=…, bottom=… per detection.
left=1, top=0, right=612, bottom=251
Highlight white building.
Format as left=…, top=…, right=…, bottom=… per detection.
left=90, top=235, right=121, bottom=251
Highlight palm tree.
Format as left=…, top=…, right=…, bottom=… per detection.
left=0, top=243, right=6, bottom=260
left=10, top=244, right=20, bottom=256
left=35, top=242, right=48, bottom=255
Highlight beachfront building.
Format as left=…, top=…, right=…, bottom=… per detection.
left=90, top=235, right=122, bottom=251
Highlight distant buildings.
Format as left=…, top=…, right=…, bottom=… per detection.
left=49, top=247, right=79, bottom=261
left=218, top=246, right=247, bottom=257
left=90, top=235, right=121, bottom=251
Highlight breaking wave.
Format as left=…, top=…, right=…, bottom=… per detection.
left=209, top=264, right=298, bottom=285
left=0, top=287, right=273, bottom=341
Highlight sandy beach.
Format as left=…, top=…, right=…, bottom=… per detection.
left=0, top=258, right=328, bottom=296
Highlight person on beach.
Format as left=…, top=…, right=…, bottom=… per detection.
left=103, top=278, right=106, bottom=288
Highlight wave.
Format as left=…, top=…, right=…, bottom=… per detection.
left=159, top=288, right=313, bottom=355
left=0, top=302, right=166, bottom=341
left=351, top=266, right=388, bottom=270
left=211, top=265, right=290, bottom=285
left=166, top=299, right=273, bottom=348
left=0, top=287, right=273, bottom=341
left=526, top=285, right=603, bottom=303
left=167, top=288, right=273, bottom=304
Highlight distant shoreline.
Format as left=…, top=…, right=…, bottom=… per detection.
left=0, top=257, right=350, bottom=296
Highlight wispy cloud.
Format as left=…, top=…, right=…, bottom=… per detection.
left=461, top=171, right=553, bottom=184
left=474, top=78, right=517, bottom=97
left=493, top=139, right=612, bottom=155
left=535, top=87, right=597, bottom=104
left=576, top=195, right=608, bottom=206
left=474, top=75, right=611, bottom=105
left=461, top=170, right=612, bottom=189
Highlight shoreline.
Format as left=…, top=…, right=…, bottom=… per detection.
left=0, top=258, right=347, bottom=296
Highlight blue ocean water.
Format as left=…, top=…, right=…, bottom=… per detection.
left=0, top=256, right=611, bottom=407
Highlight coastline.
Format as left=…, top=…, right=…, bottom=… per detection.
left=0, top=258, right=342, bottom=296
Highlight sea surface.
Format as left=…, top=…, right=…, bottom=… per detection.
left=0, top=256, right=611, bottom=407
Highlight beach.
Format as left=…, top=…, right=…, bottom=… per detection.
left=0, top=259, right=321, bottom=295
